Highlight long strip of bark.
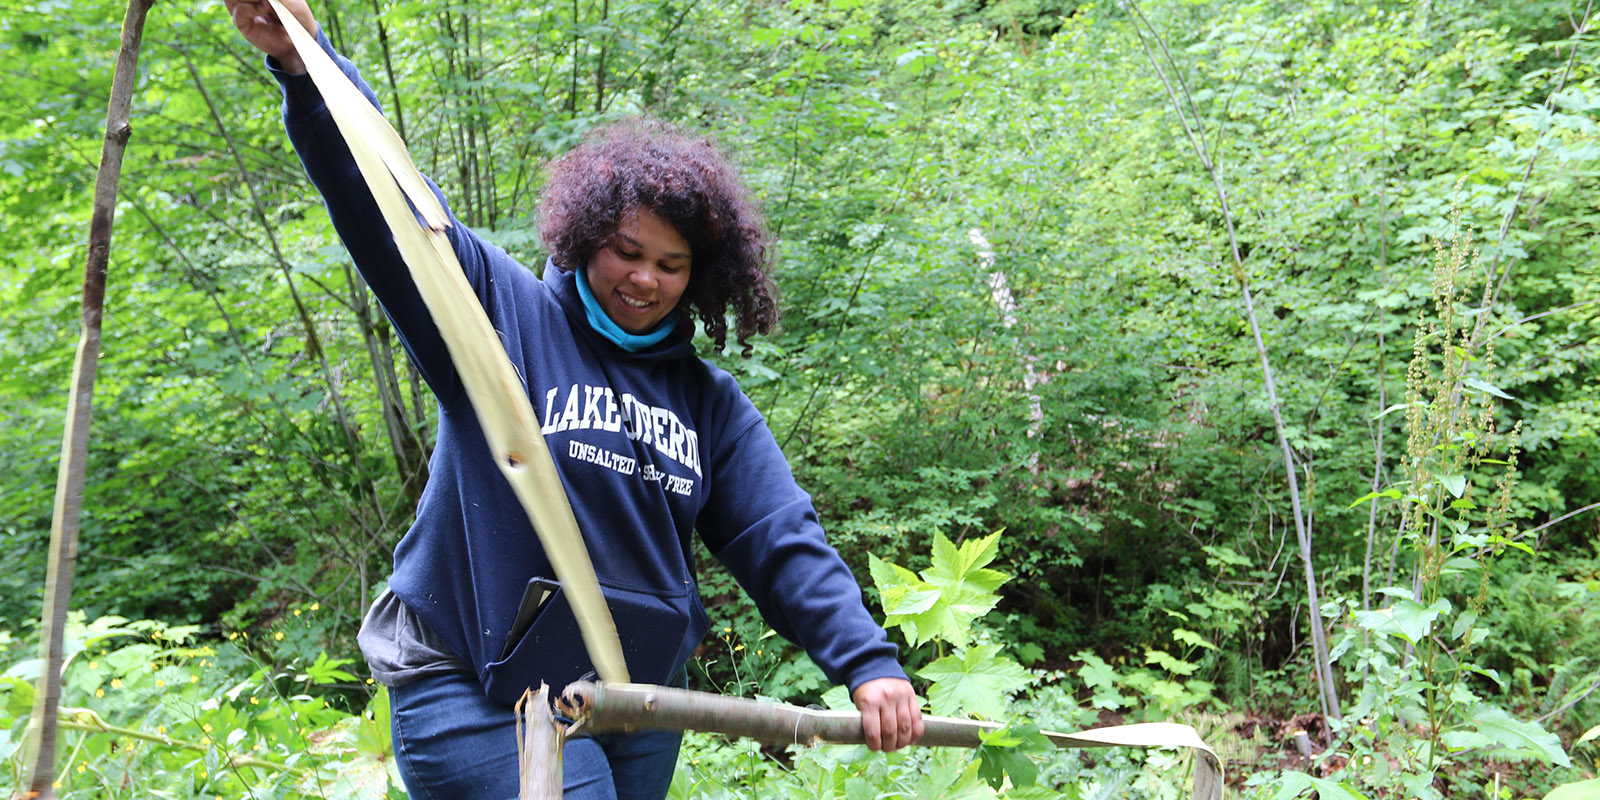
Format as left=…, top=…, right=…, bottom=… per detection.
left=557, top=682, right=1222, bottom=800
left=19, top=2, right=155, bottom=797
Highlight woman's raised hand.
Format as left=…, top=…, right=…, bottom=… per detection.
left=222, top=0, right=318, bottom=75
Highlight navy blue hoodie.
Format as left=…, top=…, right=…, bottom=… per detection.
left=275, top=33, right=905, bottom=705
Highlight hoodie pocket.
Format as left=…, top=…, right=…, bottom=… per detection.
left=483, top=580, right=704, bottom=707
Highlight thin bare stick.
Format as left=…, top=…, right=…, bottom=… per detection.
left=19, top=2, right=155, bottom=797
left=1123, top=0, right=1340, bottom=721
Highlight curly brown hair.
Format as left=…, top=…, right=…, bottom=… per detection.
left=538, top=119, right=777, bottom=354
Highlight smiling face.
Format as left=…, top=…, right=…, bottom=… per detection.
left=585, top=209, right=693, bottom=334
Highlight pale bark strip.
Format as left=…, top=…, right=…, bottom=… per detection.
left=18, top=2, right=156, bottom=797
left=516, top=685, right=564, bottom=800
left=1123, top=0, right=1341, bottom=722
left=559, top=682, right=1222, bottom=800
left=267, top=0, right=628, bottom=684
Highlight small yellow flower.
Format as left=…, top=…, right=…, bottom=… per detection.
left=96, top=689, right=105, bottom=698
left=734, top=645, right=745, bottom=652
left=273, top=631, right=284, bottom=641
left=294, top=609, right=302, bottom=617
left=202, top=723, right=213, bottom=733
left=110, top=678, right=122, bottom=689
left=157, top=725, right=166, bottom=735
left=723, top=627, right=732, bottom=633
left=77, top=763, right=87, bottom=773
left=366, top=678, right=375, bottom=685
left=228, top=632, right=238, bottom=640
left=198, top=769, right=207, bottom=779
left=88, top=661, right=99, bottom=669
left=190, top=675, right=200, bottom=684
left=156, top=679, right=165, bottom=688
left=53, top=781, right=62, bottom=789
left=249, top=696, right=259, bottom=705
left=310, top=603, right=320, bottom=611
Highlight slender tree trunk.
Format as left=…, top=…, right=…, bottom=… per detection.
left=567, top=0, right=581, bottom=113
left=19, top=2, right=154, bottom=797
left=368, top=0, right=408, bottom=142
left=1124, top=0, right=1341, bottom=721
left=344, top=262, right=428, bottom=506
left=594, top=0, right=609, bottom=113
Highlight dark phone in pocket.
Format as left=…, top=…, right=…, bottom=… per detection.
left=483, top=581, right=705, bottom=707
left=500, top=576, right=561, bottom=660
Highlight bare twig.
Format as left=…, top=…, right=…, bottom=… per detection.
left=20, top=3, right=155, bottom=797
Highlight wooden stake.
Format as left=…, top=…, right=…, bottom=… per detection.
left=17, top=2, right=155, bottom=798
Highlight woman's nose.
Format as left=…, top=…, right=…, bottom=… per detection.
left=629, top=266, right=659, bottom=289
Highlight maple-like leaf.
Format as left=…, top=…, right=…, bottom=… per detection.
left=921, top=644, right=1031, bottom=719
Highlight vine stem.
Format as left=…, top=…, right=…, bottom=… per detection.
left=55, top=709, right=307, bottom=776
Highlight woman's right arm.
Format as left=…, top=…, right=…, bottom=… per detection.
left=225, top=0, right=487, bottom=401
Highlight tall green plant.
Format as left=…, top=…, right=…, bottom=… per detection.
left=1325, top=224, right=1575, bottom=798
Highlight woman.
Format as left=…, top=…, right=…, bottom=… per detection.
left=224, top=2, right=924, bottom=797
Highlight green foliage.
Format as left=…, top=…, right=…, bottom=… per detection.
left=0, top=614, right=398, bottom=798
left=869, top=530, right=1008, bottom=650
left=5, top=0, right=1600, bottom=796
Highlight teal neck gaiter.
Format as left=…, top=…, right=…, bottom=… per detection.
left=575, top=264, right=680, bottom=352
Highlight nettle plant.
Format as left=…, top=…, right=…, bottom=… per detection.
left=1318, top=228, right=1578, bottom=799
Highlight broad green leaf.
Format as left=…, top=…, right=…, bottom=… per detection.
left=1438, top=474, right=1467, bottom=498
left=1269, top=771, right=1368, bottom=800
left=921, top=645, right=1031, bottom=719
left=301, top=652, right=359, bottom=686
left=1440, top=705, right=1571, bottom=767
left=1393, top=598, right=1451, bottom=643
left=1172, top=628, right=1219, bottom=651
left=975, top=723, right=1050, bottom=790
left=886, top=531, right=1010, bottom=648
left=1462, top=378, right=1513, bottom=400
left=1076, top=651, right=1132, bottom=711
left=1145, top=648, right=1199, bottom=676
left=1544, top=778, right=1600, bottom=800
left=1348, top=487, right=1402, bottom=508
left=884, top=588, right=941, bottom=617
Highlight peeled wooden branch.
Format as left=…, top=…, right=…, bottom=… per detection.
left=557, top=682, right=1222, bottom=800
left=267, top=0, right=627, bottom=684
left=516, top=685, right=564, bottom=800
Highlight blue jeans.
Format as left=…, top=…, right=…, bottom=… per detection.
left=390, top=671, right=683, bottom=800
